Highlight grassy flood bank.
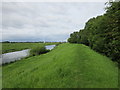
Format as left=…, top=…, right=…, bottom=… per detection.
left=2, top=43, right=118, bottom=88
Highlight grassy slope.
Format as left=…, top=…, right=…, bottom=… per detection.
left=2, top=43, right=118, bottom=88
left=2, top=42, right=58, bottom=54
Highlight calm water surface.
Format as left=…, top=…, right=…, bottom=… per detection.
left=45, top=45, right=56, bottom=50
left=0, top=45, right=56, bottom=65
left=0, top=49, right=30, bottom=65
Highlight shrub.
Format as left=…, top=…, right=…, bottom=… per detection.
left=30, top=46, right=49, bottom=56
left=56, top=42, right=62, bottom=46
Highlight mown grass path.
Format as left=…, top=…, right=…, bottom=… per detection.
left=3, top=43, right=118, bottom=88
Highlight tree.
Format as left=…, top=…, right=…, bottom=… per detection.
left=68, top=1, right=120, bottom=63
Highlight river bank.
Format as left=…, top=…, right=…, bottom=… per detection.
left=0, top=45, right=56, bottom=65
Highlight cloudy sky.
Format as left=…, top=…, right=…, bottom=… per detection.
left=2, top=2, right=106, bottom=42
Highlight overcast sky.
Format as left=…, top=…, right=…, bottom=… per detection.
left=2, top=2, right=106, bottom=42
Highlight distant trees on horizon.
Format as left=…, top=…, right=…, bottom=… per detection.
left=2, top=41, right=66, bottom=43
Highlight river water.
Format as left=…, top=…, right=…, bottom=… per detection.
left=45, top=45, right=56, bottom=50
left=0, top=49, right=30, bottom=65
left=0, top=45, right=56, bottom=65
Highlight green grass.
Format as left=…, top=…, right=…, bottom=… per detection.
left=0, top=67, right=2, bottom=89
left=1, top=42, right=58, bottom=54
left=30, top=46, right=49, bottom=56
left=2, top=43, right=118, bottom=88
left=0, top=43, right=2, bottom=54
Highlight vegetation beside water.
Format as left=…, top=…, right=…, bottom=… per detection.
left=30, top=46, right=49, bottom=56
left=68, top=2, right=120, bottom=63
left=2, top=1, right=119, bottom=88
left=3, top=43, right=118, bottom=88
left=1, top=42, right=59, bottom=54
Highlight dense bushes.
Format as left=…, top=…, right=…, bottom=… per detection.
left=68, top=1, right=120, bottom=63
left=56, top=42, right=62, bottom=46
left=30, top=46, right=49, bottom=56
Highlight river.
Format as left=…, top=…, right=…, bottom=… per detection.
left=0, top=45, right=56, bottom=65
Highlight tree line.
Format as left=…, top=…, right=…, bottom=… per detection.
left=68, top=1, right=120, bottom=64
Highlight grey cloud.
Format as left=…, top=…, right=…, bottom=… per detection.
left=2, top=2, right=105, bottom=42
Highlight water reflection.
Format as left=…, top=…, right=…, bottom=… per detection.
left=45, top=45, right=56, bottom=50
left=0, top=49, right=30, bottom=65
left=0, top=45, right=56, bottom=65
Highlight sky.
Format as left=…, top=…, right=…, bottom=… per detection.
left=1, top=2, right=106, bottom=42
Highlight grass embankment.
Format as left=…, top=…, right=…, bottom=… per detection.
left=2, top=43, right=118, bottom=88
left=1, top=42, right=58, bottom=54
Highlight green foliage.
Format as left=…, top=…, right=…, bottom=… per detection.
left=2, top=42, right=59, bottom=54
left=68, top=1, right=120, bottom=63
left=30, top=46, right=49, bottom=56
left=68, top=32, right=79, bottom=43
left=2, top=43, right=118, bottom=88
left=56, top=42, right=62, bottom=46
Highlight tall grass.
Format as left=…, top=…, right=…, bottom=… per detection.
left=2, top=43, right=118, bottom=88
left=30, top=46, right=49, bottom=56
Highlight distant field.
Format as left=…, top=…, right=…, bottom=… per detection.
left=2, top=43, right=118, bottom=88
left=0, top=43, right=1, bottom=54
left=1, top=42, right=59, bottom=54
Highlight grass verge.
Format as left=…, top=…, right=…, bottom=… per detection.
left=2, top=43, right=118, bottom=88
